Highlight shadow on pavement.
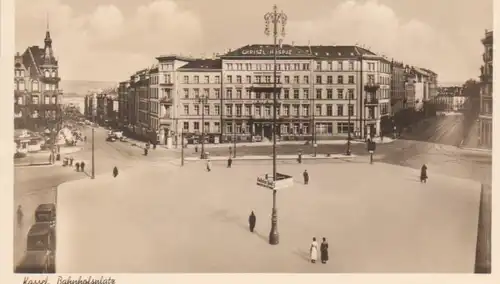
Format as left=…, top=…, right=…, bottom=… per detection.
left=292, top=248, right=310, bottom=262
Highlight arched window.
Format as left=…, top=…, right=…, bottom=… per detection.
left=51, top=95, right=57, bottom=104
left=44, top=70, right=50, bottom=77
left=32, top=96, right=39, bottom=104
left=32, top=81, right=39, bottom=91
left=44, top=95, right=50, bottom=104
left=51, top=70, right=56, bottom=77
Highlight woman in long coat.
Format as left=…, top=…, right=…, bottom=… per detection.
left=320, top=237, right=329, bottom=264
left=420, top=164, right=428, bottom=183
left=206, top=159, right=212, bottom=172
left=310, top=237, right=318, bottom=263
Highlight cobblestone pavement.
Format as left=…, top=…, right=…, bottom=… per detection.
left=57, top=161, right=480, bottom=273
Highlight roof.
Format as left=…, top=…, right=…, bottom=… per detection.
left=28, top=222, right=52, bottom=236
left=35, top=203, right=55, bottom=212
left=222, top=44, right=314, bottom=58
left=295, top=45, right=376, bottom=58
left=178, top=59, right=222, bottom=70
left=156, top=55, right=197, bottom=62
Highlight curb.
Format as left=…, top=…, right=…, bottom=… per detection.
left=14, top=162, right=54, bottom=168
left=185, top=155, right=357, bottom=162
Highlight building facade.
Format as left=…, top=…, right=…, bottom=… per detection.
left=479, top=30, right=493, bottom=148
left=14, top=27, right=63, bottom=131
left=390, top=61, right=407, bottom=114
left=116, top=44, right=437, bottom=145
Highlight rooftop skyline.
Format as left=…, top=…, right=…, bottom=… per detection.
left=15, top=0, right=492, bottom=83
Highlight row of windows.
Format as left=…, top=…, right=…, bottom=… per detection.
left=226, top=61, right=367, bottom=72
left=14, top=81, right=57, bottom=92
left=181, top=103, right=355, bottom=117
left=16, top=96, right=58, bottom=105
left=181, top=87, right=358, bottom=100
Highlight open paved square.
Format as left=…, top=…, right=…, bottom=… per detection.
left=56, top=160, right=481, bottom=273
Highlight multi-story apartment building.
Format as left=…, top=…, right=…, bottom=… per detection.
left=479, top=30, right=493, bottom=148
left=117, top=44, right=437, bottom=144
left=14, top=27, right=63, bottom=131
left=433, top=86, right=467, bottom=111
left=390, top=60, right=407, bottom=114
left=404, top=65, right=435, bottom=111
left=118, top=81, right=130, bottom=127
left=127, top=69, right=150, bottom=139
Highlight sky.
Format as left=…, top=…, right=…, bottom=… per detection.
left=15, top=0, right=493, bottom=84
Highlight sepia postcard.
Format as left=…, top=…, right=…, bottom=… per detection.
left=1, top=0, right=497, bottom=283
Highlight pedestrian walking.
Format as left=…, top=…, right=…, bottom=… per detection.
left=144, top=148, right=148, bottom=156
left=113, top=166, right=119, bottom=178
left=195, top=145, right=199, bottom=153
left=227, top=157, right=232, bottom=168
left=206, top=159, right=212, bottom=172
left=75, top=162, right=80, bottom=172
left=320, top=237, right=329, bottom=264
left=297, top=151, right=302, bottom=164
left=310, top=237, right=318, bottom=263
left=17, top=205, right=23, bottom=224
left=81, top=161, right=86, bottom=172
left=248, top=211, right=256, bottom=232
left=229, top=146, right=232, bottom=157
left=303, top=170, right=309, bottom=185
left=420, top=164, right=428, bottom=183
left=70, top=157, right=74, bottom=166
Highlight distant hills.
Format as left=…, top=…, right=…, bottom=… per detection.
left=60, top=80, right=117, bottom=96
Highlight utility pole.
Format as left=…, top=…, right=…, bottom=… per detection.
left=233, top=122, right=237, bottom=158
left=264, top=4, right=287, bottom=246
left=197, top=94, right=208, bottom=159
left=91, top=117, right=95, bottom=179
left=181, top=130, right=185, bottom=166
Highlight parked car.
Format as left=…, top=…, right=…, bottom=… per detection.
left=106, top=136, right=116, bottom=142
left=120, top=136, right=128, bottom=142
left=15, top=222, right=56, bottom=273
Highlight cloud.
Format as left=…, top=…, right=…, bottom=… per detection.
left=15, top=0, right=203, bottom=81
left=286, top=0, right=468, bottom=83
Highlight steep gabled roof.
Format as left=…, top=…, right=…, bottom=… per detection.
left=178, top=59, right=222, bottom=70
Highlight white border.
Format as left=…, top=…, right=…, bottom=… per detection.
left=0, top=0, right=498, bottom=283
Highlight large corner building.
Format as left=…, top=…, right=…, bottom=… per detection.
left=479, top=30, right=493, bottom=148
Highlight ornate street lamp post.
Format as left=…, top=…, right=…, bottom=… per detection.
left=264, top=4, right=287, bottom=245
left=346, top=91, right=352, bottom=155
left=197, top=94, right=208, bottom=159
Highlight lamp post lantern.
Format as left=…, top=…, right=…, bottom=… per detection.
left=197, top=94, right=208, bottom=159
left=264, top=4, right=287, bottom=245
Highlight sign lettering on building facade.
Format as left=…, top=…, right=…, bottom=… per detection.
left=241, top=49, right=293, bottom=56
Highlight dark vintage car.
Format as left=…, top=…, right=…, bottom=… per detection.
left=15, top=222, right=56, bottom=273
left=34, top=203, right=56, bottom=223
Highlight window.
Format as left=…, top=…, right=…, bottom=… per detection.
left=204, top=122, right=210, bottom=132
left=225, top=104, right=233, bottom=115
left=194, top=105, right=200, bottom=115
left=328, top=61, right=333, bottom=70
left=246, top=75, right=251, bottom=83
left=294, top=63, right=300, bottom=70
left=327, top=76, right=333, bottom=84
left=214, top=104, right=220, bottom=115
left=293, top=89, right=299, bottom=99
left=303, top=89, right=309, bottom=99
left=226, top=89, right=232, bottom=99
left=337, top=122, right=354, bottom=134
left=368, top=75, right=375, bottom=83
left=194, top=89, right=200, bottom=98
left=315, top=105, right=322, bottom=116
left=293, top=76, right=299, bottom=84
left=32, top=96, right=39, bottom=104
left=316, top=61, right=321, bottom=71
left=214, top=88, right=220, bottom=99
left=348, top=76, right=355, bottom=84
left=204, top=76, right=210, bottom=84
left=204, top=88, right=210, bottom=97
left=227, top=75, right=232, bottom=83
left=225, top=123, right=233, bottom=133
left=348, top=104, right=354, bottom=116
left=337, top=61, right=343, bottom=71
left=236, top=105, right=242, bottom=116
left=255, top=106, right=261, bottom=116
left=304, top=76, right=309, bottom=84
left=348, top=61, right=354, bottom=71
left=194, top=122, right=200, bottom=131
left=326, top=105, right=333, bottom=116
left=183, top=122, right=189, bottom=131
left=264, top=106, right=271, bottom=116
left=316, top=76, right=322, bottom=84
left=292, top=105, right=299, bottom=116
left=236, top=89, right=242, bottom=99
left=303, top=105, right=309, bottom=116
left=326, top=89, right=333, bottom=99
left=284, top=89, right=290, bottom=99
left=184, top=89, right=189, bottom=98
left=236, top=76, right=242, bottom=83
left=183, top=76, right=189, bottom=83
left=265, top=76, right=271, bottom=83
left=337, top=105, right=344, bottom=116
left=32, top=81, right=38, bottom=91
left=183, top=104, right=189, bottom=115
left=284, top=76, right=290, bottom=84
left=194, top=76, right=200, bottom=84
left=316, top=89, right=322, bottom=99
left=302, top=63, right=310, bottom=70
left=337, top=76, right=344, bottom=84
left=348, top=89, right=355, bottom=99
left=283, top=105, right=289, bottom=116
left=245, top=105, right=251, bottom=115
left=202, top=105, right=209, bottom=115
left=255, top=76, right=262, bottom=83
left=215, top=76, right=220, bottom=83
left=214, top=122, right=220, bottom=132
left=337, top=89, right=344, bottom=99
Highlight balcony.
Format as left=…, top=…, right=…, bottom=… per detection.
left=364, top=81, right=380, bottom=93
left=41, top=76, right=61, bottom=84
left=483, top=52, right=493, bottom=63
left=160, top=96, right=173, bottom=104
left=159, top=80, right=174, bottom=86
left=364, top=98, right=379, bottom=105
